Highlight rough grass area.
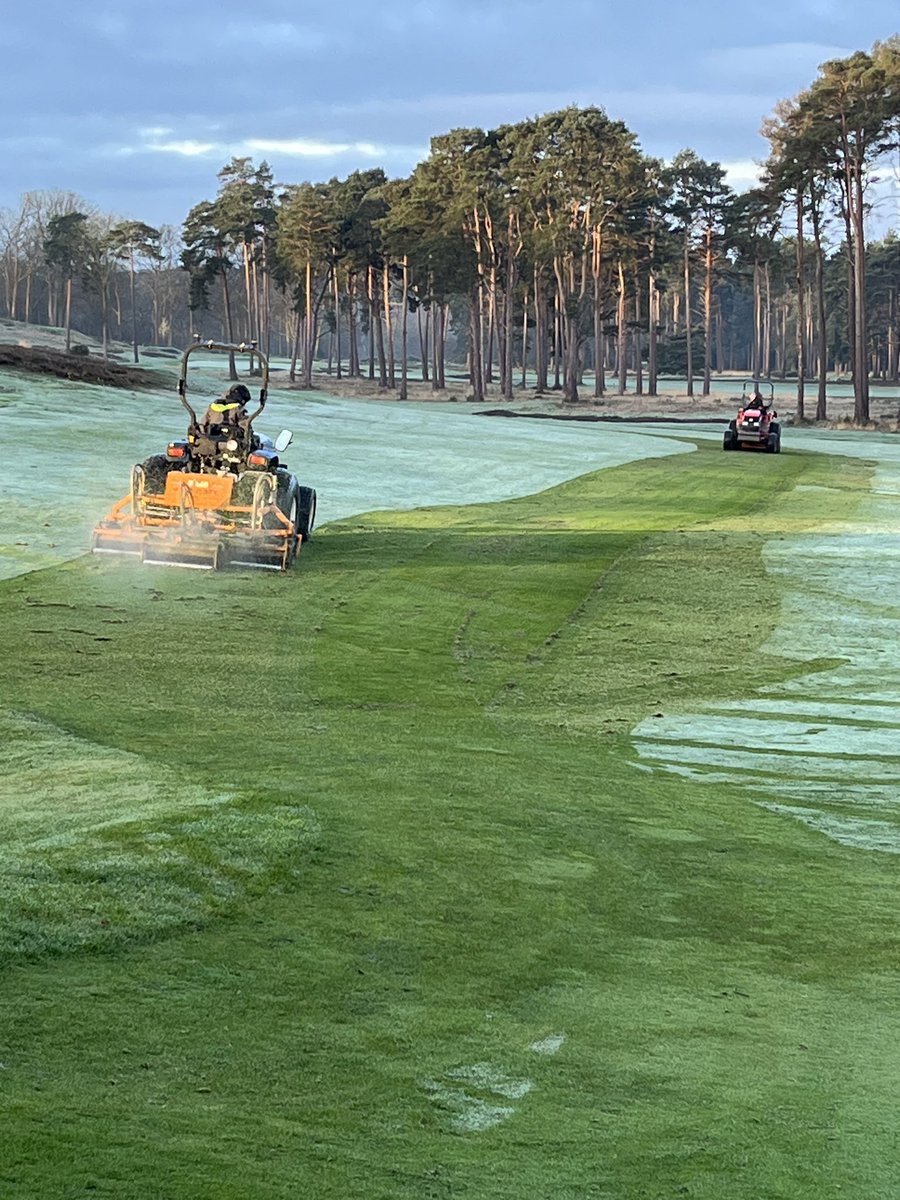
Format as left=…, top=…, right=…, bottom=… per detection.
left=1, top=445, right=898, bottom=1199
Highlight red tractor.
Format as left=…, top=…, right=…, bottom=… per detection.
left=723, top=381, right=781, bottom=453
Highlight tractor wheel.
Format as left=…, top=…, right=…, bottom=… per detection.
left=141, top=454, right=175, bottom=495
left=284, top=486, right=301, bottom=564
left=297, top=487, right=317, bottom=541
left=270, top=473, right=300, bottom=530
left=268, top=474, right=302, bottom=564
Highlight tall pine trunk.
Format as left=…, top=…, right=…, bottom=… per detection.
left=851, top=170, right=869, bottom=422
left=648, top=261, right=658, bottom=396
left=616, top=260, right=627, bottom=394
left=399, top=255, right=409, bottom=400
left=794, top=190, right=806, bottom=420
left=702, top=225, right=712, bottom=395
left=468, top=288, right=484, bottom=402
left=592, top=227, right=605, bottom=398
left=348, top=272, right=360, bottom=377
left=683, top=235, right=693, bottom=397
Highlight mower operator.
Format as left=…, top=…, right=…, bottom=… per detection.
left=202, top=383, right=252, bottom=431
left=748, top=385, right=771, bottom=412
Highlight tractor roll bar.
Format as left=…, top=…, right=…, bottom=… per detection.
left=178, top=339, right=270, bottom=427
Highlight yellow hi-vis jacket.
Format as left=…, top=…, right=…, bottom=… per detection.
left=202, top=400, right=247, bottom=430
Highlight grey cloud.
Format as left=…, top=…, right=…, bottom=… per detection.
left=2, top=0, right=897, bottom=230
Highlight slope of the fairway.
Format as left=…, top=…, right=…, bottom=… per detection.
left=2, top=443, right=899, bottom=1200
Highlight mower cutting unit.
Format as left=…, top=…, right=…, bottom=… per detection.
left=723, top=380, right=781, bottom=453
left=92, top=340, right=316, bottom=571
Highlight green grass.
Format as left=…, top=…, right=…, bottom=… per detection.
left=1, top=443, right=898, bottom=1198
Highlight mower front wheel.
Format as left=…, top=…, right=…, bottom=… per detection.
left=141, top=454, right=176, bottom=494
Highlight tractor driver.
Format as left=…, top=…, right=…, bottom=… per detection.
left=748, top=386, right=770, bottom=414
left=202, top=383, right=252, bottom=433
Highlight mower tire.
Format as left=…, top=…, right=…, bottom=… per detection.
left=297, top=487, right=317, bottom=541
left=140, top=454, right=176, bottom=494
left=270, top=472, right=301, bottom=531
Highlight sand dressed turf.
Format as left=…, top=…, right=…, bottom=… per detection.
left=1, top=435, right=899, bottom=1198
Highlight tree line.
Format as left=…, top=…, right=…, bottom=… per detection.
left=1, top=38, right=897, bottom=419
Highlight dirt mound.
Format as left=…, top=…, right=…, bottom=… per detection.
left=0, top=344, right=161, bottom=389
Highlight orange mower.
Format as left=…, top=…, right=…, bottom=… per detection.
left=92, top=340, right=316, bottom=570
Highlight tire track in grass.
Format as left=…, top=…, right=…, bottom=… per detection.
left=633, top=457, right=900, bottom=852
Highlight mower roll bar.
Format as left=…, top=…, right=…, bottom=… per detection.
left=742, top=378, right=774, bottom=398
left=177, top=339, right=269, bottom=429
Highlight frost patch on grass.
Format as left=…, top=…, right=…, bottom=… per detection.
left=421, top=1082, right=514, bottom=1133
left=758, top=804, right=900, bottom=854
left=633, top=740, right=900, bottom=781
left=709, top=698, right=900, bottom=723
left=529, top=1033, right=566, bottom=1055
left=447, top=1062, right=534, bottom=1099
left=635, top=713, right=900, bottom=756
left=0, top=373, right=693, bottom=579
left=631, top=444, right=900, bottom=853
left=421, top=1061, right=533, bottom=1133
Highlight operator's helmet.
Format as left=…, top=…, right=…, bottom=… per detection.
left=227, top=383, right=251, bottom=406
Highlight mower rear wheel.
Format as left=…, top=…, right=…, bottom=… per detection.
left=297, top=487, right=317, bottom=541
left=285, top=487, right=301, bottom=564
left=268, top=475, right=302, bottom=563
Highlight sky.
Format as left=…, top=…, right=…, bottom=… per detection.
left=1, top=0, right=897, bottom=236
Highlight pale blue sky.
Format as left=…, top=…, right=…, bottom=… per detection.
left=1, top=0, right=897, bottom=232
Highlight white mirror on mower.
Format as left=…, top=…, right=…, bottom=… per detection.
left=274, top=430, right=293, bottom=452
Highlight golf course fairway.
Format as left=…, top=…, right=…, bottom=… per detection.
left=1, top=438, right=899, bottom=1199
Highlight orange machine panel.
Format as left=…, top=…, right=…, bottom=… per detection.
left=162, top=472, right=236, bottom=510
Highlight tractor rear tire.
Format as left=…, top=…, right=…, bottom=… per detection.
left=270, top=475, right=302, bottom=564
left=270, top=474, right=300, bottom=530
left=298, top=487, right=317, bottom=541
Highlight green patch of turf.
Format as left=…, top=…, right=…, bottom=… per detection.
left=0, top=709, right=320, bottom=962
left=1, top=443, right=897, bottom=1199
